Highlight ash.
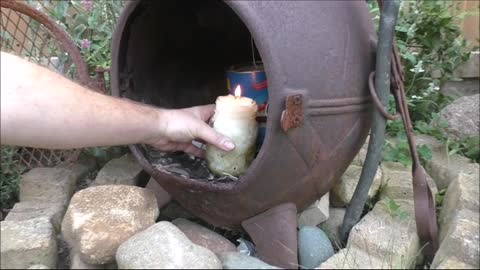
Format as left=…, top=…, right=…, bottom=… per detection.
left=145, top=146, right=238, bottom=183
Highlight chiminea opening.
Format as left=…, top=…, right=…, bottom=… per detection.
left=116, top=0, right=267, bottom=182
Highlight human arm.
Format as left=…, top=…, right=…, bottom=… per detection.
left=0, top=52, right=234, bottom=156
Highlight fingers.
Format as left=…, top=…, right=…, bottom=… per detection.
left=194, top=121, right=235, bottom=152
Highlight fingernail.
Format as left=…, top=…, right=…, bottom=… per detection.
left=223, top=140, right=235, bottom=150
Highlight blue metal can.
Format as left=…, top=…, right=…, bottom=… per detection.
left=226, top=63, right=268, bottom=147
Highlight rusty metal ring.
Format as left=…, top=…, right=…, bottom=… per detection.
left=0, top=0, right=91, bottom=88
left=368, top=71, right=399, bottom=120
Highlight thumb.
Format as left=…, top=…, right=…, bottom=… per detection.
left=194, top=122, right=235, bottom=151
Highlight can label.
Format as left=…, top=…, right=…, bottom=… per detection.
left=226, top=64, right=268, bottom=146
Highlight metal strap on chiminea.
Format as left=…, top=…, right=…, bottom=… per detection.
left=341, top=0, right=438, bottom=262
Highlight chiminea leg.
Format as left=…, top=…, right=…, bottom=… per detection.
left=241, top=203, right=299, bottom=269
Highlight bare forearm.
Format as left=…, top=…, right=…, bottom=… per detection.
left=1, top=52, right=164, bottom=149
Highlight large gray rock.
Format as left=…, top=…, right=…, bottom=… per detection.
left=319, top=207, right=346, bottom=248
left=431, top=218, right=479, bottom=269
left=432, top=258, right=477, bottom=269
left=116, top=221, right=222, bottom=269
left=70, top=249, right=117, bottom=269
left=380, top=164, right=437, bottom=202
left=218, top=252, right=279, bottom=269
left=19, top=167, right=76, bottom=205
left=317, top=247, right=386, bottom=269
left=298, top=226, right=334, bottom=269
left=298, top=192, right=330, bottom=227
left=439, top=172, right=479, bottom=241
left=56, top=152, right=97, bottom=181
left=1, top=217, right=57, bottom=269
left=5, top=201, right=65, bottom=232
left=453, top=51, right=479, bottom=79
left=61, top=185, right=159, bottom=264
left=172, top=218, right=236, bottom=254
left=416, top=135, right=479, bottom=190
left=92, top=154, right=145, bottom=186
left=331, top=165, right=383, bottom=207
left=437, top=94, right=480, bottom=140
left=347, top=199, right=420, bottom=269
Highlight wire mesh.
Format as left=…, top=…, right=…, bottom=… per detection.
left=1, top=1, right=87, bottom=172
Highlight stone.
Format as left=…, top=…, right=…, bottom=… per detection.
left=380, top=165, right=437, bottom=202
left=319, top=207, right=346, bottom=248
left=1, top=217, right=57, bottom=269
left=416, top=135, right=479, bottom=190
left=441, top=79, right=480, bottom=98
left=431, top=218, right=480, bottom=269
left=218, top=252, right=280, bottom=269
left=439, top=172, right=480, bottom=241
left=145, top=177, right=172, bottom=209
left=432, top=258, right=477, bottom=269
left=5, top=201, right=66, bottom=232
left=172, top=218, right=236, bottom=254
left=317, top=247, right=386, bottom=269
left=331, top=165, right=383, bottom=207
left=27, top=265, right=49, bottom=269
left=92, top=154, right=146, bottom=186
left=116, top=221, right=222, bottom=269
left=298, top=226, right=334, bottom=269
left=453, top=51, right=479, bottom=79
left=56, top=152, right=97, bottom=181
left=298, top=192, right=330, bottom=227
left=61, top=185, right=159, bottom=264
left=70, top=250, right=116, bottom=269
left=159, top=200, right=197, bottom=221
left=437, top=94, right=479, bottom=140
left=19, top=167, right=76, bottom=205
left=347, top=200, right=420, bottom=269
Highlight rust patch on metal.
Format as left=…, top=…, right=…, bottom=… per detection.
left=281, top=94, right=304, bottom=132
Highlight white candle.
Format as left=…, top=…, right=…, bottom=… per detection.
left=206, top=85, right=258, bottom=177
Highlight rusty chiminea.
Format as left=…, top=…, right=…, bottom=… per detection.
left=111, top=0, right=375, bottom=268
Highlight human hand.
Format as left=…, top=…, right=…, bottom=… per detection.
left=143, top=104, right=235, bottom=157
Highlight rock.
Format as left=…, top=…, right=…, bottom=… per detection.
left=347, top=199, right=420, bottom=269
left=61, top=185, right=159, bottom=264
left=172, top=218, right=236, bottom=254
left=27, top=265, right=49, bottom=269
left=5, top=201, right=65, bottom=232
left=298, top=226, right=334, bottom=269
left=298, top=192, right=330, bottom=227
left=431, top=218, right=479, bottom=269
left=159, top=200, right=197, bottom=221
left=439, top=172, right=479, bottom=241
left=441, top=79, right=480, bottom=98
left=319, top=207, right=345, bottom=248
left=56, top=152, right=97, bottom=181
left=437, top=94, right=479, bottom=140
left=380, top=165, right=437, bottom=202
left=317, top=247, right=385, bottom=269
left=416, top=135, right=479, bottom=190
left=331, top=165, right=383, bottom=207
left=116, top=221, right=222, bottom=269
left=432, top=257, right=477, bottom=269
left=453, top=51, right=479, bottom=79
left=145, top=177, right=172, bottom=209
left=218, top=252, right=279, bottom=269
left=19, top=167, right=77, bottom=205
left=70, top=250, right=117, bottom=269
left=92, top=154, right=146, bottom=186
left=1, top=217, right=57, bottom=269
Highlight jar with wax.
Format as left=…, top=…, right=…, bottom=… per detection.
left=206, top=85, right=258, bottom=177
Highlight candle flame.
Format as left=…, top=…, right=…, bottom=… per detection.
left=234, top=85, right=242, bottom=98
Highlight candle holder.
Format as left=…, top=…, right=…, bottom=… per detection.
left=206, top=93, right=258, bottom=177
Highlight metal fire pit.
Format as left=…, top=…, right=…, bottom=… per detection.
left=111, top=1, right=375, bottom=267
